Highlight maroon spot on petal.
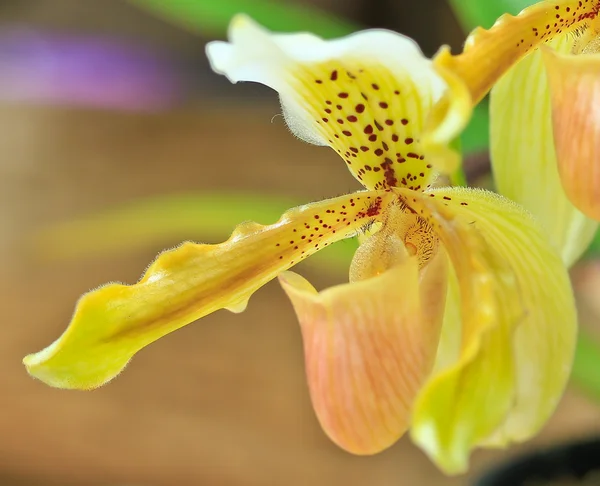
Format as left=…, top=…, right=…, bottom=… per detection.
left=342, top=130, right=352, bottom=136
left=338, top=92, right=349, bottom=98
left=405, top=138, right=414, bottom=145
left=369, top=134, right=378, bottom=142
left=385, top=119, right=394, bottom=126
left=392, top=134, right=399, bottom=142
left=315, top=80, right=323, bottom=84
left=379, top=102, right=388, bottom=109
left=330, top=70, right=338, bottom=81
left=355, top=103, right=365, bottom=113
left=347, top=115, right=358, bottom=122
left=372, top=83, right=380, bottom=90
left=364, top=124, right=374, bottom=134
left=401, top=119, right=409, bottom=125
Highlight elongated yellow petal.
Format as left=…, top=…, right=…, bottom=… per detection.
left=279, top=249, right=447, bottom=455
left=207, top=15, right=464, bottom=190
left=404, top=187, right=576, bottom=474
left=435, top=0, right=600, bottom=104
left=490, top=36, right=598, bottom=266
left=23, top=191, right=396, bottom=390
left=542, top=47, right=600, bottom=220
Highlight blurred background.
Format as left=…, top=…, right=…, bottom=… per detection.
left=2, top=0, right=600, bottom=485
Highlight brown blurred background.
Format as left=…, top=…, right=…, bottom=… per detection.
left=2, top=1, right=600, bottom=485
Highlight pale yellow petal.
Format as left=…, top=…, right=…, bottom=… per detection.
left=400, top=187, right=576, bottom=474
left=491, top=36, right=598, bottom=266
left=24, top=190, right=396, bottom=390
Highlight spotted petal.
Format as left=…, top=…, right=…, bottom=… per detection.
left=207, top=15, right=470, bottom=191
left=404, top=187, right=576, bottom=474
left=435, top=0, right=600, bottom=104
left=490, top=36, right=598, bottom=265
left=279, top=244, right=447, bottom=455
left=23, top=191, right=396, bottom=390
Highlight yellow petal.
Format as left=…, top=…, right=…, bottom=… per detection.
left=490, top=36, right=598, bottom=266
left=431, top=262, right=461, bottom=375
left=23, top=190, right=396, bottom=390
left=403, top=187, right=576, bottom=474
left=279, top=248, right=447, bottom=454
left=542, top=46, right=600, bottom=220
left=207, top=15, right=459, bottom=190
left=421, top=63, right=473, bottom=176
left=435, top=0, right=600, bottom=104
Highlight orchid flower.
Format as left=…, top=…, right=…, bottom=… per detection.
left=23, top=16, right=576, bottom=474
left=436, top=0, right=600, bottom=265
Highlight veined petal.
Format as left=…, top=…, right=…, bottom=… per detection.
left=23, top=190, right=396, bottom=390
left=543, top=46, right=600, bottom=220
left=207, top=15, right=462, bottom=191
left=403, top=187, right=576, bottom=474
left=490, top=36, right=598, bottom=266
left=435, top=0, right=600, bottom=104
left=279, top=248, right=447, bottom=455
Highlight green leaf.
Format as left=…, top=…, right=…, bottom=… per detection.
left=129, top=0, right=358, bottom=38
left=584, top=229, right=600, bottom=259
left=571, top=330, right=600, bottom=401
left=461, top=101, right=489, bottom=155
left=447, top=0, right=536, bottom=31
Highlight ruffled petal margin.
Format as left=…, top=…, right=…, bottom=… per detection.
left=435, top=0, right=600, bottom=104
left=279, top=248, right=447, bottom=455
left=400, top=187, right=576, bottom=474
left=23, top=190, right=396, bottom=390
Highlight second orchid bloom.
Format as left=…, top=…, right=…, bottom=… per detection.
left=23, top=3, right=590, bottom=475
left=439, top=0, right=600, bottom=264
